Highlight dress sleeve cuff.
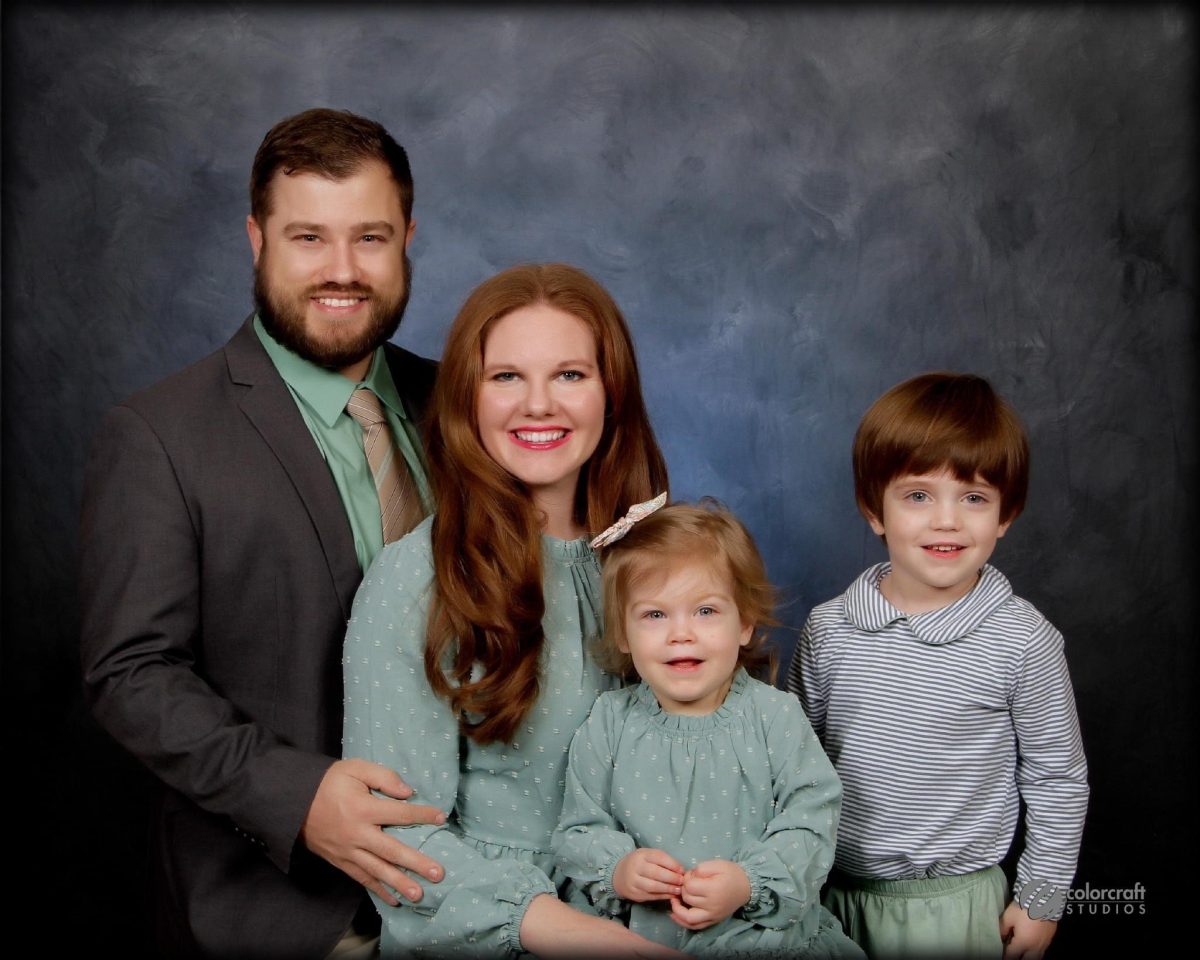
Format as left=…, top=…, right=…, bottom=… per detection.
left=742, top=865, right=768, bottom=916
left=501, top=873, right=557, bottom=954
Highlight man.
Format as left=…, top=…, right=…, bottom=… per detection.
left=80, top=109, right=444, bottom=959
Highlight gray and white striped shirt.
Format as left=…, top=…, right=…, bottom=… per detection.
left=787, top=563, right=1087, bottom=914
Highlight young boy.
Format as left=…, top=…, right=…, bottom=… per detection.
left=787, top=372, right=1088, bottom=960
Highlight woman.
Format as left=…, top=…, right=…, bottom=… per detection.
left=342, top=263, right=678, bottom=957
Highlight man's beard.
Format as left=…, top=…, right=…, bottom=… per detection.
left=254, top=253, right=413, bottom=371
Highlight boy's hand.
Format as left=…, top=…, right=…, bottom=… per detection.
left=1000, top=901, right=1058, bottom=959
left=613, top=848, right=685, bottom=903
left=669, top=859, right=751, bottom=931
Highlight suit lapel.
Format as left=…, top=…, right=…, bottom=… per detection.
left=223, top=317, right=362, bottom=618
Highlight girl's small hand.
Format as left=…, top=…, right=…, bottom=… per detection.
left=612, top=848, right=686, bottom=902
left=669, top=859, right=751, bottom=930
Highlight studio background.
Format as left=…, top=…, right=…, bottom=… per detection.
left=2, top=3, right=1194, bottom=955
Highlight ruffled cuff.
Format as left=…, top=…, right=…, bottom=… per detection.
left=742, top=864, right=770, bottom=917
left=500, top=870, right=557, bottom=954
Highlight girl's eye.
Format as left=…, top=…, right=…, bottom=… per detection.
left=697, top=606, right=716, bottom=617
left=642, top=610, right=665, bottom=620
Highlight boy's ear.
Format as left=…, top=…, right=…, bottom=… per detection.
left=866, top=512, right=886, bottom=537
left=997, top=518, right=1012, bottom=538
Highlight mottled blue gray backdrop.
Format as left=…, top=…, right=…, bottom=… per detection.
left=2, top=2, right=1194, bottom=954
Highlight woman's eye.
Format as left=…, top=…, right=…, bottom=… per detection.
left=492, top=371, right=518, bottom=382
left=559, top=370, right=584, bottom=382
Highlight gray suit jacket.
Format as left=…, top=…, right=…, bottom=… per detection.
left=79, top=316, right=437, bottom=958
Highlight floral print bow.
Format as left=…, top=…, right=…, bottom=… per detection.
left=589, top=492, right=668, bottom=549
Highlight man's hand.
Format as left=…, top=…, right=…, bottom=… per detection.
left=669, top=859, right=751, bottom=931
left=301, top=758, right=446, bottom=905
left=612, top=847, right=685, bottom=903
left=1000, top=901, right=1058, bottom=960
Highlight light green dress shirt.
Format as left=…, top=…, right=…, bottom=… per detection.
left=254, top=316, right=432, bottom=572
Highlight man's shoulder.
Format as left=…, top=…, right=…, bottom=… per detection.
left=116, top=318, right=257, bottom=418
left=382, top=341, right=438, bottom=400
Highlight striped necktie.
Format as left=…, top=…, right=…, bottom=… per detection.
left=345, top=388, right=425, bottom=543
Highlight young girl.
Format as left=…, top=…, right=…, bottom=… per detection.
left=552, top=499, right=864, bottom=959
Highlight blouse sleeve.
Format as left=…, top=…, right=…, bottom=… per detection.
left=732, top=691, right=842, bottom=929
left=342, top=530, right=555, bottom=955
left=551, top=694, right=636, bottom=920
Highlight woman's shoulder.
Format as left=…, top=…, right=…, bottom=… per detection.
left=363, top=515, right=435, bottom=579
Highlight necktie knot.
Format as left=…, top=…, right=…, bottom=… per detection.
left=346, top=388, right=386, bottom=427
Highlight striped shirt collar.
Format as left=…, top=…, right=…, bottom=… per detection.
left=844, top=562, right=1014, bottom=645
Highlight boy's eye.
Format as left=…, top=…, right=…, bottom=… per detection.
left=907, top=491, right=930, bottom=503
left=697, top=606, right=716, bottom=617
left=964, top=493, right=987, bottom=504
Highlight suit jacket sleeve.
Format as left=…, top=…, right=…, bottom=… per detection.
left=79, top=403, right=331, bottom=874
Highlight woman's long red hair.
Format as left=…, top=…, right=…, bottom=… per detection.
left=424, top=263, right=669, bottom=745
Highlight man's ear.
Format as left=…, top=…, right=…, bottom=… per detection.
left=247, top=215, right=264, bottom=265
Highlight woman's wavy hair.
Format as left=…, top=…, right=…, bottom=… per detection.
left=424, top=263, right=669, bottom=745
left=594, top=499, right=779, bottom=684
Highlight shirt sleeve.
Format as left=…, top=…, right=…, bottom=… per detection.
left=551, top=696, right=636, bottom=920
left=788, top=616, right=828, bottom=741
left=1010, top=617, right=1090, bottom=918
left=341, top=535, right=555, bottom=955
left=732, top=692, right=842, bottom=929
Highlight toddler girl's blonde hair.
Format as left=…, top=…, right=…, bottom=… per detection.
left=596, top=499, right=778, bottom=682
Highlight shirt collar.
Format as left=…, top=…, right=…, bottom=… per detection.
left=844, top=562, right=1013, bottom=645
left=253, top=315, right=407, bottom=427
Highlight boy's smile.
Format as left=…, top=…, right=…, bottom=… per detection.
left=868, top=468, right=1011, bottom=615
